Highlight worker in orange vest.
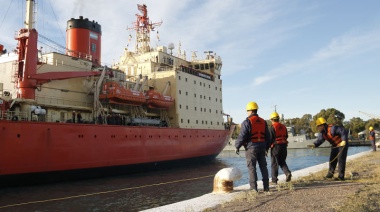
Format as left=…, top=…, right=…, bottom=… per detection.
left=369, top=126, right=377, bottom=151
left=269, top=111, right=292, bottom=184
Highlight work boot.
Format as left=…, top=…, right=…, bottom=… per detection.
left=334, top=177, right=345, bottom=181
left=270, top=181, right=277, bottom=186
left=249, top=187, right=258, bottom=192
left=324, top=173, right=334, bottom=179
left=286, top=173, right=292, bottom=182
left=263, top=187, right=270, bottom=192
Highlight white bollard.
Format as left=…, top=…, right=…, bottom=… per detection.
left=213, top=167, right=242, bottom=193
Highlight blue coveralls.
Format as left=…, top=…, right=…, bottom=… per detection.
left=314, top=124, right=349, bottom=180
left=235, top=114, right=271, bottom=191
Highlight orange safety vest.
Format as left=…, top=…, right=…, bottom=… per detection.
left=248, top=115, right=266, bottom=143
left=322, top=124, right=342, bottom=146
left=272, top=122, right=288, bottom=144
left=369, top=130, right=375, bottom=140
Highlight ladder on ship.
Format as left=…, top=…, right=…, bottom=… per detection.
left=131, top=106, right=146, bottom=118
left=93, top=66, right=107, bottom=124
left=160, top=109, right=171, bottom=127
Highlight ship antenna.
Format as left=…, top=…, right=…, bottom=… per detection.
left=127, top=4, right=163, bottom=54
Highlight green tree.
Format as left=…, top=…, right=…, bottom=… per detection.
left=365, top=119, right=380, bottom=137
left=311, top=108, right=345, bottom=133
left=347, top=117, right=366, bottom=138
left=231, top=124, right=241, bottom=139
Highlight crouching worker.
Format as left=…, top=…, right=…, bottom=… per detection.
left=235, top=101, right=270, bottom=192
left=311, top=117, right=349, bottom=181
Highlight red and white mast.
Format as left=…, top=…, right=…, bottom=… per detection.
left=128, top=4, right=162, bottom=54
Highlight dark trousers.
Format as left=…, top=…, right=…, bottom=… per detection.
left=329, top=144, right=349, bottom=179
left=271, top=144, right=291, bottom=182
left=370, top=140, right=377, bottom=151
left=245, top=147, right=269, bottom=190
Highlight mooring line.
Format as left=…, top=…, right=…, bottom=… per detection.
left=0, top=174, right=214, bottom=208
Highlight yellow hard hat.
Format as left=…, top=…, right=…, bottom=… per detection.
left=270, top=111, right=279, bottom=120
left=369, top=126, right=374, bottom=131
left=246, top=102, right=259, bottom=111
left=316, top=117, right=326, bottom=126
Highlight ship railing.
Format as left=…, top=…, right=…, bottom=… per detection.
left=0, top=110, right=56, bottom=123
left=36, top=95, right=93, bottom=108
left=0, top=111, right=28, bottom=121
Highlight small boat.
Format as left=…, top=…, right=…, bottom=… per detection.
left=99, top=82, right=146, bottom=105
left=145, top=86, right=174, bottom=109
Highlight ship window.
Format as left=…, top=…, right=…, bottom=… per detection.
left=205, top=63, right=209, bottom=69
left=211, top=121, right=212, bottom=125
left=209, top=85, right=210, bottom=88
left=179, top=76, right=181, bottom=80
left=179, top=90, right=181, bottom=94
left=210, top=63, right=214, bottom=68
left=199, top=82, right=202, bottom=86
left=201, top=108, right=202, bottom=112
left=186, top=105, right=188, bottom=110
left=206, top=121, right=208, bottom=124
left=204, top=96, right=205, bottom=99
left=195, top=64, right=200, bottom=69
left=220, top=99, right=222, bottom=103
left=91, top=43, right=96, bottom=52
left=216, top=98, right=217, bottom=102
left=186, top=91, right=188, bottom=96
left=200, top=95, right=202, bottom=99
left=195, top=107, right=197, bottom=111
left=209, top=109, right=211, bottom=113
left=216, top=110, right=218, bottom=113
left=179, top=104, right=182, bottom=109
left=203, top=83, right=205, bottom=87
left=185, top=78, right=188, bottom=82
left=188, top=119, right=190, bottom=124
left=217, top=122, right=219, bottom=125
left=181, top=119, right=183, bottom=123
left=194, top=94, right=196, bottom=97
left=209, top=97, right=211, bottom=101
left=204, top=108, right=206, bottom=112
left=215, top=86, right=217, bottom=90
left=196, top=120, right=198, bottom=124
left=194, top=80, right=196, bottom=84
left=200, top=64, right=204, bottom=70
left=202, top=120, right=204, bottom=124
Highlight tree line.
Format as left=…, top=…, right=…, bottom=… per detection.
left=232, top=108, right=380, bottom=140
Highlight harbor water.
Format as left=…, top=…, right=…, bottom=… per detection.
left=0, top=146, right=371, bottom=211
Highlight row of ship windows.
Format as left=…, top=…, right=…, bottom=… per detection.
left=179, top=105, right=222, bottom=114
left=178, top=90, right=222, bottom=103
left=178, top=76, right=222, bottom=92
left=180, top=119, right=220, bottom=125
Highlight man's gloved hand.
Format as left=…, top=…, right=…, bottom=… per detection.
left=338, top=140, right=346, bottom=147
left=235, top=148, right=240, bottom=155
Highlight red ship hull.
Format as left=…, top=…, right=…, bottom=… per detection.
left=0, top=120, right=229, bottom=176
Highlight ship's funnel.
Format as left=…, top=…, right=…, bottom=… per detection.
left=66, top=16, right=102, bottom=66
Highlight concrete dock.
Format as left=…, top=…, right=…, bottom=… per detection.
left=141, top=150, right=370, bottom=212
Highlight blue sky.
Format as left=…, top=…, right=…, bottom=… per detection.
left=1, top=0, right=380, bottom=124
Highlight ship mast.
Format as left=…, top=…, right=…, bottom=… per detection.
left=25, top=0, right=36, bottom=29
left=128, top=4, right=162, bottom=54
left=16, top=0, right=38, bottom=99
